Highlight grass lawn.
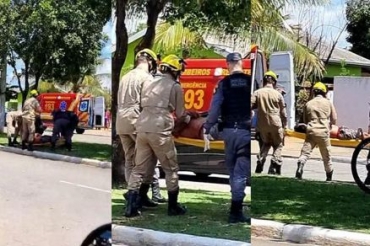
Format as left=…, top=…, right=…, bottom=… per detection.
left=0, top=132, right=111, bottom=161
left=252, top=175, right=370, bottom=234
left=112, top=188, right=250, bottom=242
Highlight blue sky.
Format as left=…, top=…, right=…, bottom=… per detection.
left=284, top=0, right=350, bottom=48
left=7, top=19, right=114, bottom=85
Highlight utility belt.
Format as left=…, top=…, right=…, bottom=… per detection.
left=220, top=120, right=251, bottom=130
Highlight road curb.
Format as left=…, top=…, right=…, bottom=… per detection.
left=251, top=153, right=351, bottom=164
left=112, top=225, right=250, bottom=246
left=251, top=218, right=370, bottom=246
left=0, top=145, right=111, bottom=169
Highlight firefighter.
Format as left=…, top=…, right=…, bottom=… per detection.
left=125, top=54, right=190, bottom=218
left=6, top=110, right=22, bottom=146
left=117, top=48, right=159, bottom=209
left=295, top=82, right=337, bottom=181
left=203, top=52, right=251, bottom=224
left=21, top=89, right=42, bottom=151
left=51, top=101, right=79, bottom=151
left=254, top=86, right=286, bottom=168
left=252, top=71, right=287, bottom=175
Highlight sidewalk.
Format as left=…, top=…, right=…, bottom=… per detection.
left=252, top=136, right=355, bottom=160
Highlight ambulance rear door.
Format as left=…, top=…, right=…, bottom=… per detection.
left=269, top=51, right=296, bottom=129
left=93, top=96, right=105, bottom=128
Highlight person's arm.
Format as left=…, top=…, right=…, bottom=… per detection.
left=203, top=81, right=224, bottom=134
left=279, top=94, right=288, bottom=128
left=251, top=91, right=258, bottom=110
left=330, top=102, right=337, bottom=125
left=171, top=83, right=187, bottom=121
left=34, top=100, right=42, bottom=114
left=303, top=104, right=308, bottom=125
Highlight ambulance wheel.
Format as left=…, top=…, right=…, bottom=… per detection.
left=76, top=128, right=85, bottom=134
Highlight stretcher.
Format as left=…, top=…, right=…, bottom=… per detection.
left=174, top=129, right=361, bottom=150
left=284, top=129, right=360, bottom=148
left=174, top=137, right=225, bottom=150
left=32, top=135, right=66, bottom=147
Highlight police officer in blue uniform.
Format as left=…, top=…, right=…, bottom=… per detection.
left=51, top=101, right=79, bottom=151
left=203, top=52, right=251, bottom=224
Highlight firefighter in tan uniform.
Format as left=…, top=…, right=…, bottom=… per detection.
left=295, top=82, right=337, bottom=181
left=125, top=54, right=190, bottom=218
left=116, top=48, right=158, bottom=208
left=21, top=90, right=42, bottom=151
left=6, top=111, right=22, bottom=146
left=252, top=71, right=287, bottom=175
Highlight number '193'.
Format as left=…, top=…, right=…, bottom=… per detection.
left=184, top=89, right=205, bottom=110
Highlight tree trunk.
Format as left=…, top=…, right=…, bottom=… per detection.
left=134, top=0, right=167, bottom=54
left=34, top=73, right=41, bottom=91
left=0, top=53, right=7, bottom=133
left=22, top=62, right=30, bottom=106
left=112, top=0, right=129, bottom=187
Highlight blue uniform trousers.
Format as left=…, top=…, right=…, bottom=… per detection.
left=223, top=128, right=250, bottom=202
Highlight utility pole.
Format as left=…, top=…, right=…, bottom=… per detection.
left=0, top=53, right=7, bottom=133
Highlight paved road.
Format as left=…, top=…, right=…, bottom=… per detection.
left=0, top=152, right=111, bottom=246
left=251, top=154, right=355, bottom=182
left=252, top=237, right=317, bottom=245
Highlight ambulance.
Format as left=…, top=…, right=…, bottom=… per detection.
left=38, top=92, right=106, bottom=134
left=176, top=46, right=295, bottom=147
left=173, top=46, right=295, bottom=177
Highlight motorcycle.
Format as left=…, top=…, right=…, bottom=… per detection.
left=80, top=224, right=111, bottom=246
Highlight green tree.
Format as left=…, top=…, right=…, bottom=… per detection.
left=346, top=0, right=370, bottom=59
left=7, top=0, right=110, bottom=105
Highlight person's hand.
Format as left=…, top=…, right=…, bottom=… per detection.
left=203, top=128, right=214, bottom=152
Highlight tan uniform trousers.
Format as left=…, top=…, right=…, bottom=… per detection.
left=298, top=134, right=333, bottom=173
left=119, top=134, right=136, bottom=182
left=6, top=115, right=21, bottom=139
left=22, top=117, right=35, bottom=142
left=128, top=132, right=179, bottom=192
left=258, top=127, right=284, bottom=165
left=120, top=133, right=158, bottom=183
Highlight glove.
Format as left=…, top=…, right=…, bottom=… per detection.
left=172, top=115, right=191, bottom=137
left=186, top=111, right=201, bottom=119
left=203, top=128, right=214, bottom=152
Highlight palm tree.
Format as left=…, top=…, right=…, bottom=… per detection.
left=251, top=0, right=328, bottom=78
left=149, top=0, right=329, bottom=78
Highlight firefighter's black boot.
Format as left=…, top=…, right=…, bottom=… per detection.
left=255, top=160, right=264, bottom=173
left=137, top=183, right=158, bottom=208
left=13, top=138, right=19, bottom=146
left=124, top=190, right=141, bottom=218
left=8, top=137, right=14, bottom=147
left=167, top=188, right=187, bottom=216
left=123, top=191, right=129, bottom=201
left=66, top=142, right=72, bottom=151
left=152, top=181, right=167, bottom=203
left=275, top=164, right=281, bottom=175
left=268, top=160, right=281, bottom=175
left=295, top=161, right=305, bottom=179
left=326, top=170, right=334, bottom=181
left=228, top=200, right=250, bottom=224
left=21, top=141, right=27, bottom=150
left=27, top=142, right=34, bottom=151
left=268, top=160, right=276, bottom=175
